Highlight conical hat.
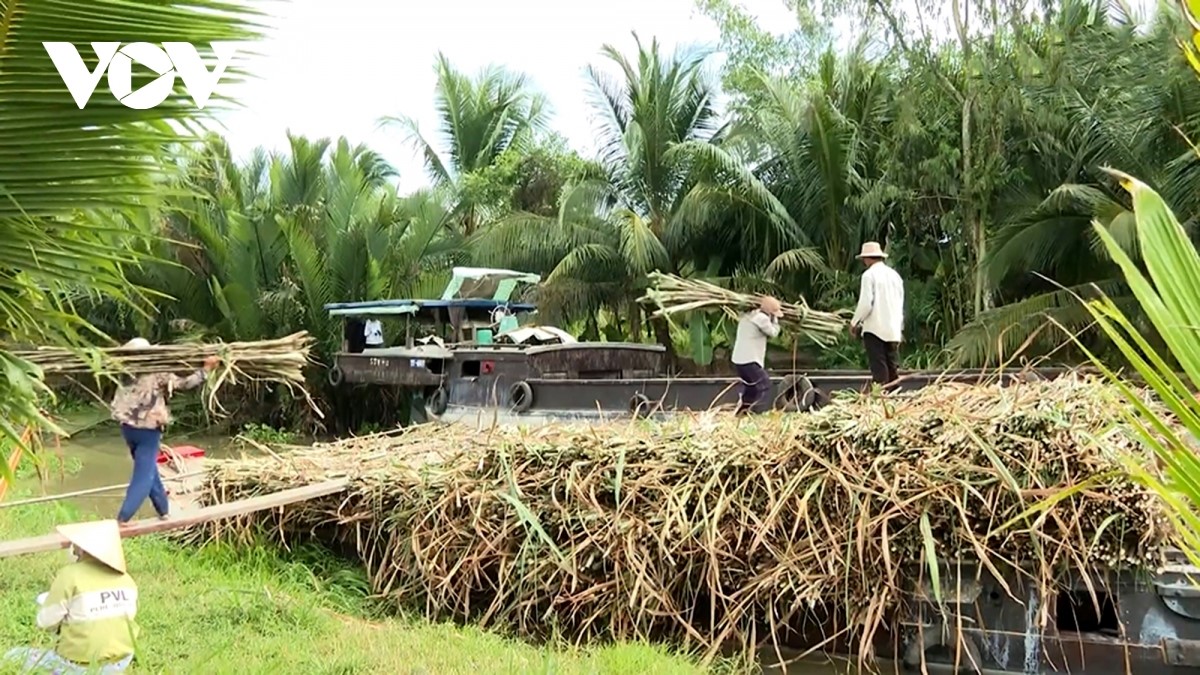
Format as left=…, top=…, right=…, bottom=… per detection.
left=57, top=520, right=126, bottom=574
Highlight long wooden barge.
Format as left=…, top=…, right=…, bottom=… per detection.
left=324, top=268, right=1076, bottom=423
left=330, top=335, right=1069, bottom=422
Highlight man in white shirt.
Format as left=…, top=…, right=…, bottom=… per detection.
left=731, top=296, right=783, bottom=414
left=849, top=241, right=905, bottom=389
left=364, top=319, right=384, bottom=348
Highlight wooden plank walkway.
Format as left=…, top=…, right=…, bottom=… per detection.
left=0, top=479, right=349, bottom=559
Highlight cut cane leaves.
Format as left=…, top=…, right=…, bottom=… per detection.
left=1049, top=166, right=1200, bottom=572
left=192, top=377, right=1173, bottom=661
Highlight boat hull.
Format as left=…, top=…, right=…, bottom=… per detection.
left=437, top=368, right=1071, bottom=419
left=870, top=553, right=1200, bottom=674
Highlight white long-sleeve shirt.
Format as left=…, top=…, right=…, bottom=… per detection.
left=364, top=320, right=384, bottom=347
left=851, top=262, right=904, bottom=343
left=731, top=310, right=781, bottom=366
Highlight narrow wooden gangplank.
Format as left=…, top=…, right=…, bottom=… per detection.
left=0, top=479, right=348, bottom=559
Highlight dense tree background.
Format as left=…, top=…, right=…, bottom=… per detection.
left=19, top=0, right=1200, bottom=429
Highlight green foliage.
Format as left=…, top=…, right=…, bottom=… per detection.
left=239, top=423, right=297, bottom=446
left=0, top=0, right=265, bottom=483
left=1092, top=0, right=1200, bottom=563
left=0, top=503, right=714, bottom=674
left=1064, top=170, right=1200, bottom=567
left=694, top=0, right=830, bottom=110
left=460, top=134, right=603, bottom=218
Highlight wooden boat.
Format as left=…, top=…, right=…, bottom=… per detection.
left=323, top=267, right=1068, bottom=424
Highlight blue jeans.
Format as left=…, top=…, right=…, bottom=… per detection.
left=2, top=647, right=131, bottom=674
left=118, top=425, right=168, bottom=523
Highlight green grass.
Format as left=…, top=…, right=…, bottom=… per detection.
left=13, top=455, right=83, bottom=481
left=0, top=501, right=717, bottom=674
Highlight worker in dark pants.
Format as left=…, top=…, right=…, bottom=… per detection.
left=109, top=338, right=220, bottom=528
left=731, top=297, right=783, bottom=414
left=849, top=242, right=904, bottom=390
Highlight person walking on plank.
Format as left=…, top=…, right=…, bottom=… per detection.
left=849, top=241, right=905, bottom=390
left=731, top=296, right=783, bottom=414
left=108, top=338, right=219, bottom=527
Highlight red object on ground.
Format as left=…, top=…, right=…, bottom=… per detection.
left=157, top=445, right=205, bottom=464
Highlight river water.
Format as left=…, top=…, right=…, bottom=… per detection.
left=12, top=427, right=914, bottom=675
left=10, top=428, right=247, bottom=517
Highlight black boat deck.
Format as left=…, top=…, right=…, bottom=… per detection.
left=328, top=329, right=1074, bottom=419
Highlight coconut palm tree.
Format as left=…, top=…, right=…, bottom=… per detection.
left=947, top=5, right=1200, bottom=365
left=382, top=53, right=550, bottom=237
left=475, top=34, right=799, bottom=359
left=0, top=0, right=264, bottom=479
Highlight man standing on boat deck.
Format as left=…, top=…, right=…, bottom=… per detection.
left=109, top=338, right=220, bottom=528
left=3, top=520, right=138, bottom=674
left=849, top=241, right=905, bottom=389
left=364, top=318, right=385, bottom=348
left=731, top=297, right=783, bottom=414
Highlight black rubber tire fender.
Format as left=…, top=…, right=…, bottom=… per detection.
left=773, top=374, right=813, bottom=410
left=901, top=623, right=982, bottom=673
left=808, top=387, right=831, bottom=411
left=327, top=366, right=344, bottom=387
left=510, top=381, right=534, bottom=413
left=629, top=393, right=652, bottom=418
left=427, top=386, right=449, bottom=416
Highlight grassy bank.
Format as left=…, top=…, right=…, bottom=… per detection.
left=0, top=501, right=714, bottom=674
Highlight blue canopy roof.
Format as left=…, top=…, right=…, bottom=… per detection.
left=324, top=298, right=536, bottom=316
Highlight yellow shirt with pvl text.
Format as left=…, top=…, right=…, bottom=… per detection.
left=37, top=559, right=139, bottom=664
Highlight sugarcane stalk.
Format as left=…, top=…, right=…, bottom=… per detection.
left=639, top=272, right=848, bottom=346
left=7, top=332, right=318, bottom=417
left=190, top=374, right=1171, bottom=662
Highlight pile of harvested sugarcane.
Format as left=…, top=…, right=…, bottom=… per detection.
left=640, top=271, right=848, bottom=346
left=9, top=332, right=316, bottom=415
left=196, top=375, right=1170, bottom=662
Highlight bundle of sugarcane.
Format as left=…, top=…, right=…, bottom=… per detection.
left=9, top=332, right=316, bottom=415
left=194, top=374, right=1170, bottom=664
left=639, top=271, right=848, bottom=346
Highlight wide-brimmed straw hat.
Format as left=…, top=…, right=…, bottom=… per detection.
left=57, top=520, right=127, bottom=574
left=856, top=241, right=888, bottom=259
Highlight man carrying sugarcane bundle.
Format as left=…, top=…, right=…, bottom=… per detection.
left=731, top=296, right=783, bottom=414
left=109, top=338, right=220, bottom=528
left=849, top=241, right=905, bottom=390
